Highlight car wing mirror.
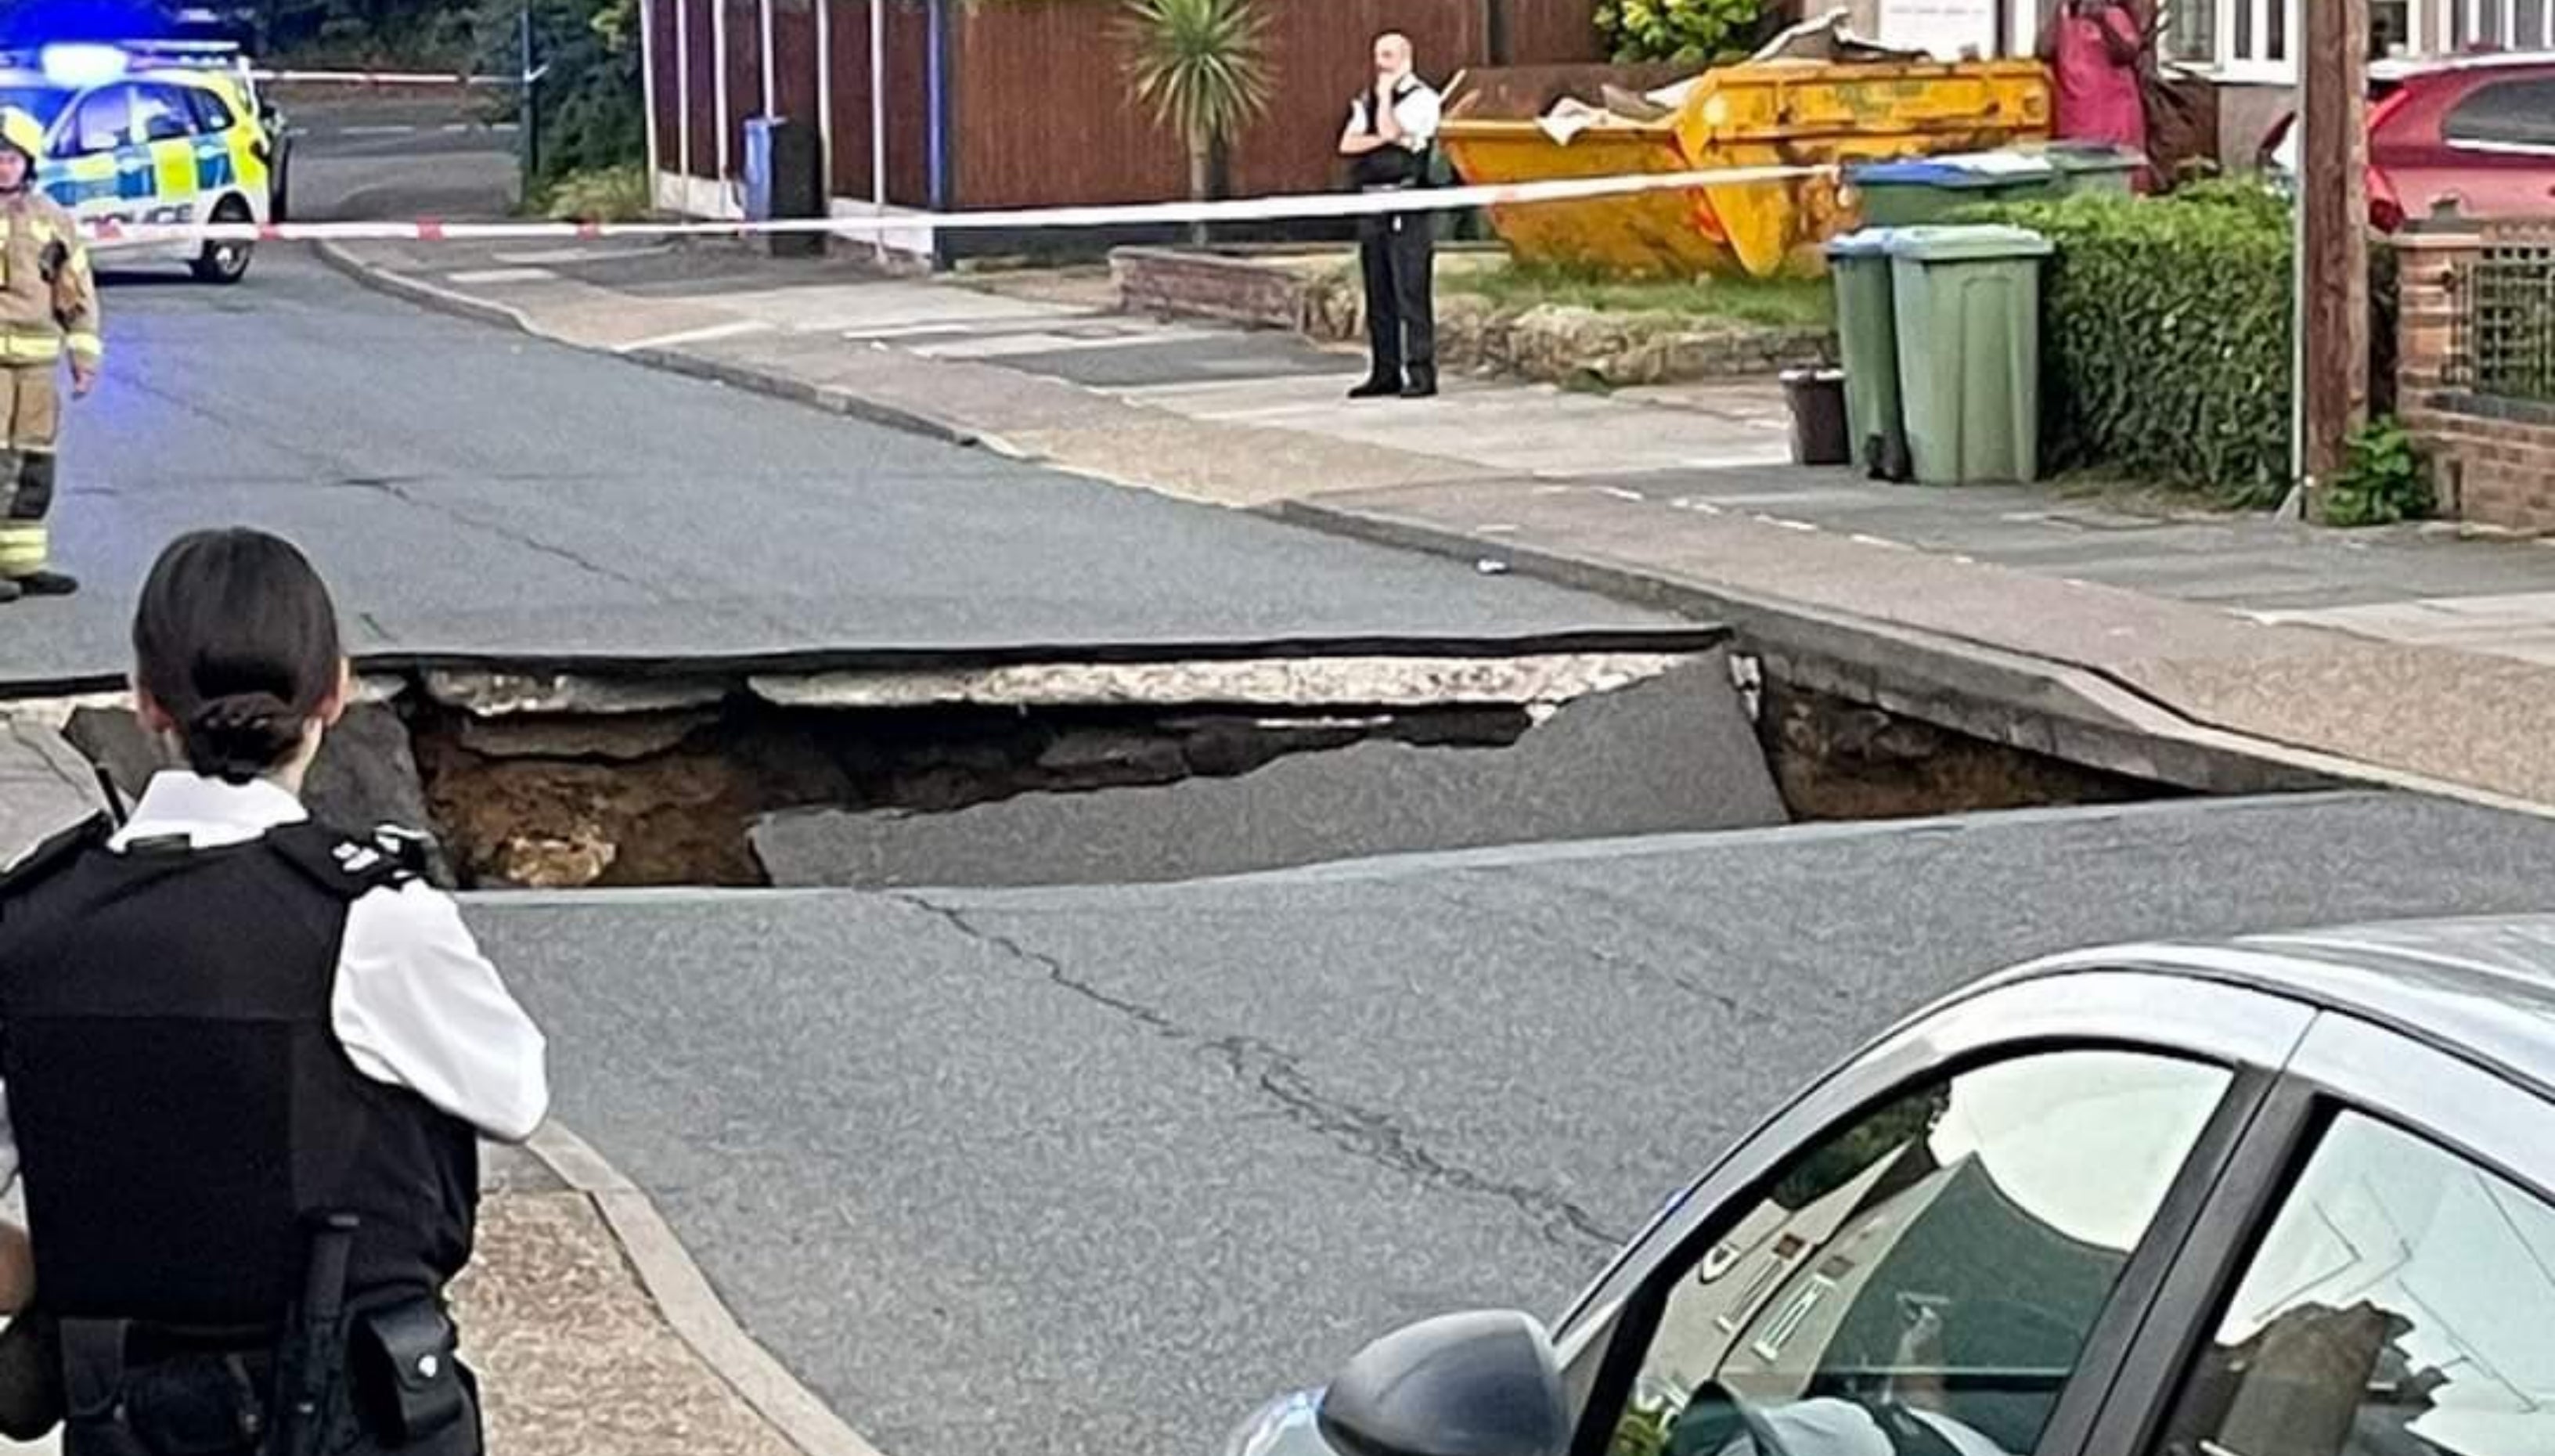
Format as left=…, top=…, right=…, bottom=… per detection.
left=1317, top=1310, right=1571, bottom=1456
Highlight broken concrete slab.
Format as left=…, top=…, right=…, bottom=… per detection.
left=750, top=652, right=1786, bottom=889
left=457, top=711, right=718, bottom=762
left=0, top=716, right=103, bottom=864
left=64, top=704, right=455, bottom=885
left=748, top=651, right=1689, bottom=712
left=422, top=670, right=729, bottom=718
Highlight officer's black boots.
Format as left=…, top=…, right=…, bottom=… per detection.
left=1349, top=375, right=1401, bottom=400
left=13, top=571, right=72, bottom=596
left=1400, top=367, right=1438, bottom=400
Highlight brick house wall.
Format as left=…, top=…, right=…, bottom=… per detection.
left=2395, top=228, right=2555, bottom=532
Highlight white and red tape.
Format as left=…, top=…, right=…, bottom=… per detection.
left=77, top=158, right=1838, bottom=250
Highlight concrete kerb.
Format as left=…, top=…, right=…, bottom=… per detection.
left=616, top=347, right=988, bottom=450
left=1269, top=496, right=2555, bottom=821
left=313, top=240, right=539, bottom=337
left=521, top=1123, right=892, bottom=1456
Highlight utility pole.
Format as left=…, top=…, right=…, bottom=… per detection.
left=2295, top=0, right=2369, bottom=506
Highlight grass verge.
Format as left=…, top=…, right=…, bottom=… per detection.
left=1441, top=261, right=1834, bottom=330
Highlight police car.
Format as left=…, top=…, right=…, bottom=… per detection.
left=0, top=40, right=279, bottom=283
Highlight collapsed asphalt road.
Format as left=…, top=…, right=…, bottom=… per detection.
left=476, top=791, right=2555, bottom=1456
left=10, top=247, right=1658, bottom=687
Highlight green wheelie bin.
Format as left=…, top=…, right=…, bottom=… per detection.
left=1824, top=228, right=1911, bottom=481
left=1884, top=225, right=2056, bottom=485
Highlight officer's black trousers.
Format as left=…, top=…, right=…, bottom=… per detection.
left=1358, top=208, right=1435, bottom=386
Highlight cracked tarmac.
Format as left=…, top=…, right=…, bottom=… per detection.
left=472, top=789, right=2555, bottom=1456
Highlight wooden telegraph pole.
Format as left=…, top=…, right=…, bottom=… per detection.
left=2297, top=0, right=2370, bottom=503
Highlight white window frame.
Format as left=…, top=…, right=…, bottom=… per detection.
left=2452, top=0, right=2555, bottom=49
left=2214, top=0, right=2303, bottom=84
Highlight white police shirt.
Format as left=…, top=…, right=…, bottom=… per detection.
left=0, top=770, right=552, bottom=1191
left=1348, top=77, right=1443, bottom=154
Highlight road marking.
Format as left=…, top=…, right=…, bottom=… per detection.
left=612, top=319, right=773, bottom=352
left=494, top=243, right=672, bottom=266
left=444, top=266, right=557, bottom=285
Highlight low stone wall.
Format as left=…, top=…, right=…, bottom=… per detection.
left=1111, top=247, right=1325, bottom=331
left=1113, top=246, right=1833, bottom=387
left=2395, top=229, right=2555, bottom=533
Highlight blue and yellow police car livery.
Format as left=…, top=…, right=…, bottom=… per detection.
left=0, top=42, right=276, bottom=283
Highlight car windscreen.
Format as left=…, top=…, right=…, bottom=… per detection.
left=0, top=87, right=73, bottom=132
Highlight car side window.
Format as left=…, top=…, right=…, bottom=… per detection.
left=68, top=86, right=132, bottom=157
left=2153, top=1112, right=2555, bottom=1456
left=1608, top=1052, right=2231, bottom=1456
left=2444, top=79, right=2555, bottom=150
left=132, top=86, right=192, bottom=144
left=186, top=87, right=234, bottom=135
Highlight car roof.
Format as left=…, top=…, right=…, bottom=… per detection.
left=2020, top=914, right=2555, bottom=1098
left=2373, top=49, right=2555, bottom=82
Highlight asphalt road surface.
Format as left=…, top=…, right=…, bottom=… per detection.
left=276, top=88, right=522, bottom=222
left=2, top=245, right=1657, bottom=686
left=474, top=791, right=2555, bottom=1456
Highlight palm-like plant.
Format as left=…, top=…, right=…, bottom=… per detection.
left=1121, top=0, right=1274, bottom=243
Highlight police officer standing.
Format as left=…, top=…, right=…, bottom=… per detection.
left=0, top=106, right=99, bottom=604
left=1339, top=32, right=1443, bottom=400
left=0, top=528, right=549, bottom=1454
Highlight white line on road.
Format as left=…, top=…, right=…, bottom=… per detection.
left=612, top=319, right=774, bottom=352
left=444, top=266, right=557, bottom=285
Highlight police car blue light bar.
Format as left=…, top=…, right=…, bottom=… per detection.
left=38, top=41, right=127, bottom=86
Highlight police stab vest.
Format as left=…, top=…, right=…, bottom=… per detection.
left=0, top=817, right=478, bottom=1328
left=1351, top=78, right=1427, bottom=189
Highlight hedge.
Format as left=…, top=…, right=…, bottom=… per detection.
left=1979, top=188, right=2293, bottom=494
left=1972, top=184, right=2401, bottom=498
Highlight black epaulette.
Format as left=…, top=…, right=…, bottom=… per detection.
left=268, top=821, right=434, bottom=901
left=0, top=813, right=113, bottom=900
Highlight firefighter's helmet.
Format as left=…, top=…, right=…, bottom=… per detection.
left=0, top=109, right=43, bottom=169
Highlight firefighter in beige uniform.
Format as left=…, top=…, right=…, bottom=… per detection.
left=0, top=106, right=98, bottom=604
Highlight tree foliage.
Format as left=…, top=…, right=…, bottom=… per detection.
left=1595, top=0, right=1762, bottom=64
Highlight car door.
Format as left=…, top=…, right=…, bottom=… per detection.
left=2433, top=76, right=2555, bottom=222
left=127, top=83, right=202, bottom=224
left=45, top=83, right=135, bottom=227
left=1551, top=971, right=2316, bottom=1456
left=2077, top=1009, right=2555, bottom=1456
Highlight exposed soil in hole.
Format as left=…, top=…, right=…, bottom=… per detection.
left=414, top=699, right=1533, bottom=888
left=1755, top=679, right=2174, bottom=820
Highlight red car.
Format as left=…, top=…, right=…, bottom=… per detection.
left=2261, top=52, right=2555, bottom=229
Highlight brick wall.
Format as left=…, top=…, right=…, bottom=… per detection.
left=2395, top=228, right=2555, bottom=532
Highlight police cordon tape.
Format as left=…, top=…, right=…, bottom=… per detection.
left=254, top=68, right=522, bottom=85
left=77, top=157, right=1840, bottom=250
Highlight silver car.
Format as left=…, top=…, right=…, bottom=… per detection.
left=1231, top=917, right=2555, bottom=1456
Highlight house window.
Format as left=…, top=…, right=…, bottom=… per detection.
left=2164, top=0, right=2217, bottom=63
left=2218, top=0, right=2299, bottom=81
left=2452, top=0, right=2555, bottom=48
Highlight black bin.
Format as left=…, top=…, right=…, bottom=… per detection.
left=1782, top=367, right=1851, bottom=467
left=744, top=115, right=823, bottom=258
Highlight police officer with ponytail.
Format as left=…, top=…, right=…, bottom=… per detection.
left=0, top=528, right=550, bottom=1454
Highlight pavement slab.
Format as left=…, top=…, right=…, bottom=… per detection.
left=1287, top=478, right=2555, bottom=805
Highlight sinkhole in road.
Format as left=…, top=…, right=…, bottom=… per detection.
left=45, top=634, right=2204, bottom=891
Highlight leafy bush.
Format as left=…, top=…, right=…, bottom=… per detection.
left=2319, top=416, right=2434, bottom=526
left=1596, top=0, right=1763, bottom=63
left=1980, top=189, right=2294, bottom=497
left=542, top=163, right=650, bottom=221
